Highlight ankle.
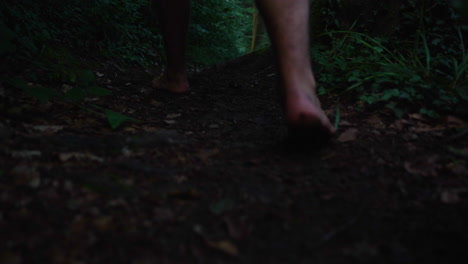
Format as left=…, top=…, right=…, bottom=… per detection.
left=280, top=74, right=317, bottom=96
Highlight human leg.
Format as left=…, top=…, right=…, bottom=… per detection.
left=255, top=0, right=335, bottom=136
left=152, top=0, right=191, bottom=93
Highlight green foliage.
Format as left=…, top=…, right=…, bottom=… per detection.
left=189, top=0, right=252, bottom=65
left=210, top=198, right=235, bottom=215
left=104, top=109, right=138, bottom=129
left=334, top=105, right=341, bottom=130
left=5, top=75, right=134, bottom=129
left=0, top=0, right=161, bottom=65
left=314, top=0, right=468, bottom=117
left=6, top=79, right=60, bottom=103
left=0, top=21, right=15, bottom=55
left=0, top=0, right=253, bottom=67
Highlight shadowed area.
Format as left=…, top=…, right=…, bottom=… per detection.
left=1, top=50, right=467, bottom=263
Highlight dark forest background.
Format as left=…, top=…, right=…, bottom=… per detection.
left=1, top=0, right=467, bottom=119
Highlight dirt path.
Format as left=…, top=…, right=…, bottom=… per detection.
left=1, top=53, right=468, bottom=263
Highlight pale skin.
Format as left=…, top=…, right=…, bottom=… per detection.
left=152, top=0, right=335, bottom=137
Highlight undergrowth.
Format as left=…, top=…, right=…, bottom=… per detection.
left=313, top=0, right=468, bottom=118
left=0, top=0, right=252, bottom=128
left=1, top=0, right=466, bottom=128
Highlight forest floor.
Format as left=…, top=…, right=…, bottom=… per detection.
left=1, top=51, right=468, bottom=264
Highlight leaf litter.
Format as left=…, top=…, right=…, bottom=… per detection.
left=1, top=52, right=467, bottom=264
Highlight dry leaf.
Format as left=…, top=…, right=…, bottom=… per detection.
left=392, top=120, right=405, bottom=131
left=93, top=216, right=114, bottom=232
left=166, top=113, right=181, bottom=119
left=69, top=215, right=87, bottom=234
left=62, top=84, right=73, bottom=93
left=153, top=207, right=175, bottom=223
left=224, top=216, right=250, bottom=241
left=404, top=155, right=439, bottom=177
left=11, top=150, right=41, bottom=158
left=10, top=163, right=41, bottom=188
left=151, top=100, right=163, bottom=107
left=58, top=152, right=104, bottom=163
left=408, top=113, right=427, bottom=121
left=446, top=116, right=466, bottom=127
left=446, top=162, right=468, bottom=176
left=409, top=125, right=444, bottom=133
left=206, top=240, right=239, bottom=257
left=197, top=148, right=220, bottom=164
left=32, top=125, right=64, bottom=133
left=0, top=252, right=22, bottom=264
left=337, top=128, right=359, bottom=142
left=441, top=189, right=467, bottom=204
left=365, top=115, right=385, bottom=128
left=338, top=120, right=353, bottom=127
left=123, top=127, right=137, bottom=133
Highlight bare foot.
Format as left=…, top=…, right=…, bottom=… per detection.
left=282, top=79, right=336, bottom=139
left=152, top=72, right=190, bottom=94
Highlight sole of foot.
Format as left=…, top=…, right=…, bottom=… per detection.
left=283, top=85, right=335, bottom=146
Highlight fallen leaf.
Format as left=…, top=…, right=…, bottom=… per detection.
left=224, top=216, right=250, bottom=241
left=391, top=120, right=406, bottom=131
left=409, top=125, right=444, bottom=133
left=32, top=125, right=64, bottom=133
left=11, top=150, right=41, bottom=158
left=10, top=163, right=41, bottom=188
left=321, top=152, right=335, bottom=161
left=408, top=113, right=428, bottom=121
left=197, top=148, right=219, bottom=164
left=58, top=152, right=104, bottom=163
left=0, top=252, right=22, bottom=264
left=365, top=115, right=385, bottom=128
left=404, top=155, right=440, bottom=176
left=69, top=215, right=87, bottom=234
left=123, top=126, right=137, bottom=133
left=447, top=147, right=468, bottom=158
left=151, top=100, right=163, bottom=107
left=174, top=175, right=188, bottom=184
left=141, top=126, right=159, bottom=132
left=446, top=162, right=468, bottom=176
left=93, top=216, right=114, bottom=232
left=338, top=120, right=353, bottom=127
left=166, top=113, right=181, bottom=119
left=441, top=189, right=467, bottom=204
left=153, top=207, right=175, bottom=223
left=445, top=116, right=466, bottom=127
left=337, top=128, right=359, bottom=142
left=206, top=240, right=239, bottom=257
left=61, top=84, right=73, bottom=93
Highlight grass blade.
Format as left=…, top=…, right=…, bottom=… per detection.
left=334, top=104, right=341, bottom=131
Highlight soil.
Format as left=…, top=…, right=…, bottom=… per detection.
left=1, top=51, right=468, bottom=264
